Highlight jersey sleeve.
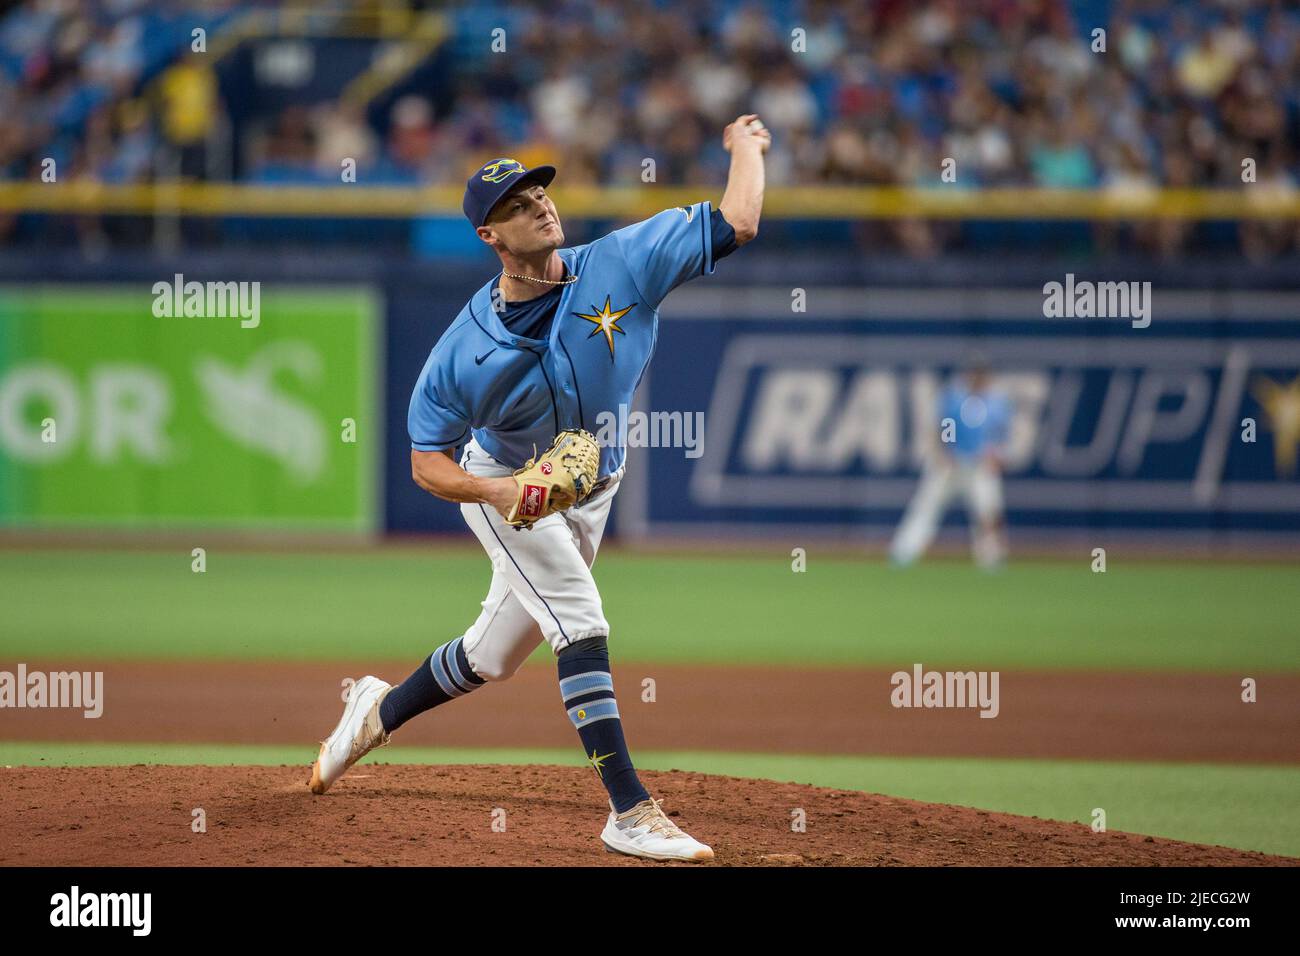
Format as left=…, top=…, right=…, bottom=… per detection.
left=408, top=355, right=472, bottom=452
left=611, top=200, right=715, bottom=308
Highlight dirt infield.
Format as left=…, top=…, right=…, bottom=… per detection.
left=3, top=660, right=1298, bottom=762
left=2, top=764, right=1292, bottom=867
left=4, top=660, right=1296, bottom=866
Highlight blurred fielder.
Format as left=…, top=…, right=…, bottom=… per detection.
left=890, top=358, right=1011, bottom=570
left=308, top=115, right=771, bottom=862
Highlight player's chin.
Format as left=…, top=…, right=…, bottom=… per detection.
left=534, top=226, right=564, bottom=250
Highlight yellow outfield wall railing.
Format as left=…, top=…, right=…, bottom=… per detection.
left=1, top=182, right=1298, bottom=220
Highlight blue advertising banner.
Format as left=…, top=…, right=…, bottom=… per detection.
left=631, top=288, right=1300, bottom=539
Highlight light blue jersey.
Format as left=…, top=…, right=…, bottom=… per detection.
left=409, top=201, right=717, bottom=477
left=939, top=383, right=1011, bottom=460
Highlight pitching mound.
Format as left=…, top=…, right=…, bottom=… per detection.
left=2, top=764, right=1290, bottom=866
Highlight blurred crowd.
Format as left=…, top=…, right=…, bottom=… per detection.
left=0, top=0, right=237, bottom=182
left=1, top=0, right=1298, bottom=255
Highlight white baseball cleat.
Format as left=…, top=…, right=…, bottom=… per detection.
left=601, top=797, right=715, bottom=862
left=309, top=675, right=392, bottom=795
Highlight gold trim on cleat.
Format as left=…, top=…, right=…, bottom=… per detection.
left=308, top=743, right=328, bottom=794
left=307, top=678, right=391, bottom=796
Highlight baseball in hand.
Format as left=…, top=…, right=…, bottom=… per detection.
left=725, top=114, right=771, bottom=154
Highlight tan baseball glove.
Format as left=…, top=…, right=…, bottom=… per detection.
left=505, top=428, right=602, bottom=528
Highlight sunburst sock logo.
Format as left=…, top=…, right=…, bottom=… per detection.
left=587, top=748, right=616, bottom=778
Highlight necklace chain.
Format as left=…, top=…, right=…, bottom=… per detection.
left=501, top=270, right=579, bottom=286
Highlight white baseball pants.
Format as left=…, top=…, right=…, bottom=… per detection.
left=890, top=457, right=1006, bottom=567
left=456, top=438, right=621, bottom=682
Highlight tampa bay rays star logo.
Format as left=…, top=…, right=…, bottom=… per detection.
left=574, top=295, right=636, bottom=360
left=587, top=748, right=616, bottom=779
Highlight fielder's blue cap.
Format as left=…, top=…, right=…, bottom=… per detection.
left=463, top=157, right=557, bottom=228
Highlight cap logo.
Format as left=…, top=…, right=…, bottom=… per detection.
left=481, top=159, right=525, bottom=184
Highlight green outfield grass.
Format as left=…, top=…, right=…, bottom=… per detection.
left=1, top=549, right=1297, bottom=670
left=2, top=742, right=1295, bottom=858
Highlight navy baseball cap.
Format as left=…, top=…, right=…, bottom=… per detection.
left=463, top=158, right=557, bottom=228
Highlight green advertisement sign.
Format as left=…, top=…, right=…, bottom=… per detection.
left=0, top=285, right=379, bottom=530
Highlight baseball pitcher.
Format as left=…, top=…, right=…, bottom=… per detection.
left=309, top=115, right=770, bottom=862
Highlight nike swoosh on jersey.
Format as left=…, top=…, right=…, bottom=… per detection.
left=475, top=349, right=496, bottom=365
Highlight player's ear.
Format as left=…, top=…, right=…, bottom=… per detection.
left=475, top=225, right=499, bottom=249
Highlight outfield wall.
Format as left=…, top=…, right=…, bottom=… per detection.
left=624, top=286, right=1300, bottom=548
left=0, top=284, right=380, bottom=532
left=0, top=252, right=1296, bottom=547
